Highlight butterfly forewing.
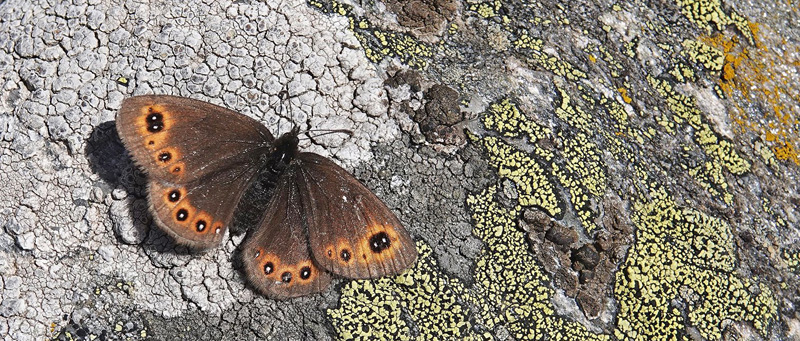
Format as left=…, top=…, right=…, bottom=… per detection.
left=241, top=175, right=332, bottom=299
left=295, top=153, right=417, bottom=279
left=116, top=95, right=274, bottom=184
left=117, top=95, right=273, bottom=248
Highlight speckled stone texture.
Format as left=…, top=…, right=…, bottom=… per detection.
left=1, top=0, right=799, bottom=339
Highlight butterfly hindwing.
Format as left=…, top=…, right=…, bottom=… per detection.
left=147, top=165, right=260, bottom=248
left=295, top=153, right=417, bottom=279
left=117, top=95, right=273, bottom=248
left=240, top=175, right=332, bottom=299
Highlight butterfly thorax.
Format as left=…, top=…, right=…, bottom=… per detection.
left=266, top=127, right=301, bottom=175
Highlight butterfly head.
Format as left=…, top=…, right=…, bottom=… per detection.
left=270, top=126, right=301, bottom=166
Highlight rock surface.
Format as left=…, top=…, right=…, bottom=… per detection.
left=1, top=0, right=798, bottom=339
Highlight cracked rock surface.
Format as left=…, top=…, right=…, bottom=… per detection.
left=3, top=0, right=800, bottom=339
left=1, top=0, right=454, bottom=339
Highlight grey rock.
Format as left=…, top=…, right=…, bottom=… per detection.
left=86, top=9, right=105, bottom=30
left=52, top=73, right=81, bottom=92
left=0, top=114, right=17, bottom=142
left=108, top=28, right=131, bottom=44
left=111, top=188, right=128, bottom=200
left=97, top=244, right=116, bottom=261
left=46, top=115, right=70, bottom=140
left=354, top=78, right=387, bottom=117
left=0, top=299, right=26, bottom=317
left=16, top=232, right=35, bottom=250
left=287, top=72, right=314, bottom=96
left=14, top=37, right=42, bottom=58
left=109, top=199, right=148, bottom=245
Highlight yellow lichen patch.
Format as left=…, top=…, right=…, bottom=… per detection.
left=701, top=32, right=800, bottom=165
left=328, top=242, right=483, bottom=340
left=552, top=132, right=607, bottom=233
left=464, top=1, right=587, bottom=81
left=470, top=134, right=561, bottom=217
left=681, top=39, right=725, bottom=71
left=669, top=39, right=726, bottom=84
left=615, top=186, right=777, bottom=340
left=468, top=0, right=503, bottom=19
left=760, top=197, right=788, bottom=229
left=307, top=0, right=432, bottom=69
left=329, top=185, right=612, bottom=339
left=669, top=60, right=697, bottom=83
left=513, top=34, right=544, bottom=51
left=554, top=86, right=594, bottom=132
left=482, top=99, right=551, bottom=141
left=466, top=186, right=610, bottom=340
left=481, top=94, right=609, bottom=234
left=674, top=0, right=755, bottom=44
left=512, top=33, right=584, bottom=80
left=782, top=249, right=800, bottom=275
left=585, top=43, right=624, bottom=77
left=538, top=54, right=588, bottom=81
left=647, top=75, right=751, bottom=203
left=624, top=40, right=636, bottom=58
left=598, top=94, right=643, bottom=144
left=754, top=139, right=779, bottom=170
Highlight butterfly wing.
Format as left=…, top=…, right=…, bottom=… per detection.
left=295, top=153, right=417, bottom=279
left=240, top=174, right=332, bottom=299
left=147, top=165, right=260, bottom=248
left=116, top=95, right=273, bottom=183
left=116, top=95, right=273, bottom=248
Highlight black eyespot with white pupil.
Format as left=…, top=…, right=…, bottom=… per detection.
left=340, top=249, right=351, bottom=262
left=158, top=152, right=171, bottom=162
left=264, top=262, right=274, bottom=275
left=168, top=190, right=181, bottom=202
left=146, top=112, right=164, bottom=132
left=369, top=232, right=392, bottom=253
left=176, top=209, right=188, bottom=221
left=300, top=266, right=312, bottom=280
left=195, top=220, right=206, bottom=232
left=281, top=272, right=292, bottom=283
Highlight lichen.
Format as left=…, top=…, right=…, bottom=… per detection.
left=615, top=186, right=777, bottom=340
left=470, top=134, right=561, bottom=217
left=648, top=75, right=751, bottom=203
left=307, top=0, right=432, bottom=68
left=674, top=0, right=755, bottom=44
left=328, top=186, right=610, bottom=340
left=328, top=242, right=481, bottom=340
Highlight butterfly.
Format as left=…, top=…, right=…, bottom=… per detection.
left=115, top=95, right=417, bottom=299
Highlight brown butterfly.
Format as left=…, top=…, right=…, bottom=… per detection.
left=116, top=95, right=417, bottom=299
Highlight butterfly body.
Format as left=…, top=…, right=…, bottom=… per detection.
left=117, top=95, right=417, bottom=299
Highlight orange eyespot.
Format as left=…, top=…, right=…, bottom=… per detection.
left=165, top=188, right=183, bottom=204
left=154, top=147, right=180, bottom=165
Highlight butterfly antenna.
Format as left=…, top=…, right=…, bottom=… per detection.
left=300, top=129, right=354, bottom=141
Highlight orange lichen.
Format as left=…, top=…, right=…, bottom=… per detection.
left=618, top=87, right=632, bottom=104
left=701, top=29, right=800, bottom=165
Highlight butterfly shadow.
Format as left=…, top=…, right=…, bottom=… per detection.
left=85, top=121, right=197, bottom=256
